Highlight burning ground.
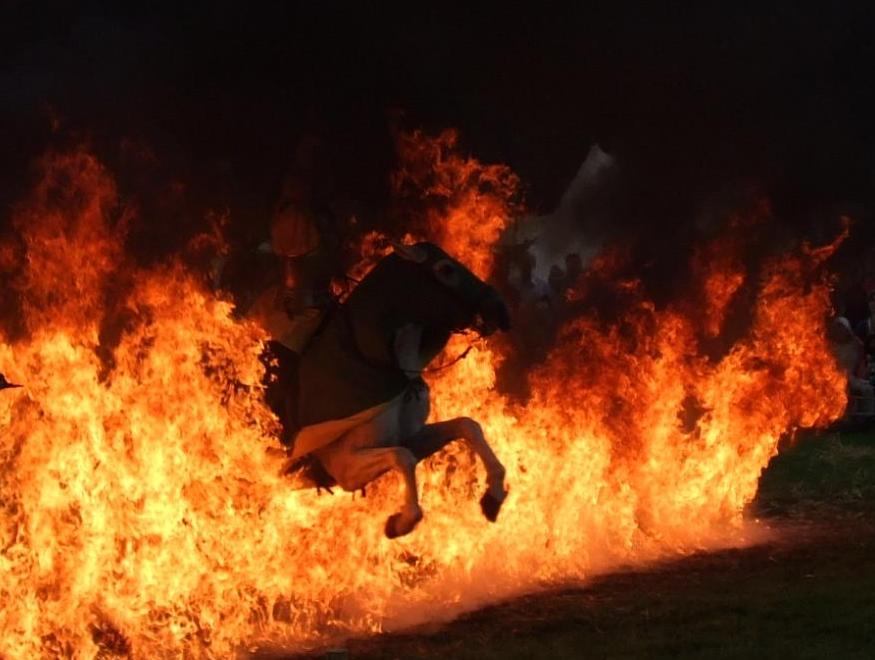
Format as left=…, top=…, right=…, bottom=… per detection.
left=0, top=132, right=850, bottom=657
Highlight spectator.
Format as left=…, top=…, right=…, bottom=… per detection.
left=548, top=264, right=566, bottom=296
left=564, top=253, right=583, bottom=285
left=829, top=316, right=875, bottom=415
left=853, top=290, right=875, bottom=343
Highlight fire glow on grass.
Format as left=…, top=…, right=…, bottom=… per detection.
left=0, top=137, right=847, bottom=657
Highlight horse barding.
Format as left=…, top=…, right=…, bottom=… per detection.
left=268, top=241, right=511, bottom=539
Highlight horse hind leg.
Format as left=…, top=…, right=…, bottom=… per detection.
left=405, top=417, right=508, bottom=522
left=317, top=445, right=423, bottom=539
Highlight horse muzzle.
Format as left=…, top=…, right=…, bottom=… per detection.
left=475, top=291, right=511, bottom=336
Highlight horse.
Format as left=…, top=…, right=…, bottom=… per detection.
left=269, top=241, right=511, bottom=538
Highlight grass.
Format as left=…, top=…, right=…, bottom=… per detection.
left=279, top=430, right=875, bottom=660
left=754, top=429, right=875, bottom=516
left=335, top=528, right=875, bottom=659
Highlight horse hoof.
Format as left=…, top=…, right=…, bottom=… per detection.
left=480, top=491, right=507, bottom=522
left=385, top=509, right=422, bottom=539
left=385, top=514, right=403, bottom=539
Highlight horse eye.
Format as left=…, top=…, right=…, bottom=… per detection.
left=434, top=260, right=460, bottom=285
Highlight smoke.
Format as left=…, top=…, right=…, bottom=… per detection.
left=526, top=144, right=618, bottom=279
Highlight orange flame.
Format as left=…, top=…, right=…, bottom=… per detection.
left=0, top=137, right=846, bottom=656
left=393, top=128, right=520, bottom=279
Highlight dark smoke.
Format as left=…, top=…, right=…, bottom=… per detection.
left=2, top=2, right=874, bottom=300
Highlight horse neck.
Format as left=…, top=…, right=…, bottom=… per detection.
left=344, top=274, right=408, bottom=368
left=345, top=277, right=451, bottom=371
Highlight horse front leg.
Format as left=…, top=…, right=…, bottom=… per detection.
left=317, top=445, right=423, bottom=539
left=405, top=417, right=508, bottom=522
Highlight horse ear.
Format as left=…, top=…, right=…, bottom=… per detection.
left=390, top=240, right=428, bottom=264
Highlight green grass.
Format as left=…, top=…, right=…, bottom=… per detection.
left=754, top=429, right=875, bottom=516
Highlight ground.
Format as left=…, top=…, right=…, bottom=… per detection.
left=275, top=430, right=875, bottom=659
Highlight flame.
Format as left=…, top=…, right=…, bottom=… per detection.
left=0, top=138, right=847, bottom=657
left=695, top=231, right=747, bottom=338
left=392, top=128, right=520, bottom=279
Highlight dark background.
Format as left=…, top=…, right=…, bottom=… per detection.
left=2, top=2, right=875, bottom=277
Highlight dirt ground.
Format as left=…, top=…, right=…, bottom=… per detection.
left=272, top=431, right=875, bottom=660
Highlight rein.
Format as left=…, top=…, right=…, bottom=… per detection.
left=407, top=334, right=479, bottom=376
left=337, top=303, right=480, bottom=378
left=336, top=260, right=493, bottom=378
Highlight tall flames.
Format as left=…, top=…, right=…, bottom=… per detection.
left=0, top=137, right=846, bottom=657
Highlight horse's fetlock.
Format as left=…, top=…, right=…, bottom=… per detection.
left=404, top=503, right=423, bottom=523
left=490, top=463, right=507, bottom=485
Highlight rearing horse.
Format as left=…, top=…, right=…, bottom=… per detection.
left=275, top=241, right=511, bottom=538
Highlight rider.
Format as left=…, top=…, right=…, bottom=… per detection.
left=246, top=205, right=339, bottom=353
left=247, top=134, right=342, bottom=355
left=248, top=134, right=343, bottom=444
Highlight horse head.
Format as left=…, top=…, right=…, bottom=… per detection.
left=344, top=241, right=510, bottom=366
left=393, top=240, right=510, bottom=333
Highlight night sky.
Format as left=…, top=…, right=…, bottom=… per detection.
left=3, top=2, right=875, bottom=268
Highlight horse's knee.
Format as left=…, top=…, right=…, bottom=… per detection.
left=454, top=417, right=483, bottom=440
left=390, top=447, right=417, bottom=473
left=452, top=417, right=504, bottom=477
